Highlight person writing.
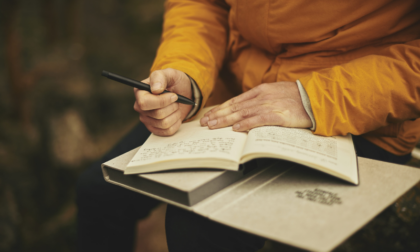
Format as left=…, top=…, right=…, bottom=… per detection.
left=77, top=0, right=420, bottom=251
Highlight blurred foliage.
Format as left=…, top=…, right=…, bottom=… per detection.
left=0, top=0, right=164, bottom=251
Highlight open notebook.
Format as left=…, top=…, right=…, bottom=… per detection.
left=125, top=106, right=359, bottom=184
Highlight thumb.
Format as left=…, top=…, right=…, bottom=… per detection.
left=149, top=70, right=167, bottom=94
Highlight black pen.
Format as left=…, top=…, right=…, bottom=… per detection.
left=101, top=70, right=196, bottom=106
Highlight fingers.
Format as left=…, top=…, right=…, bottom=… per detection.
left=134, top=102, right=179, bottom=119
left=134, top=90, right=178, bottom=111
left=133, top=94, right=182, bottom=136
left=207, top=109, right=251, bottom=129
left=133, top=77, right=150, bottom=95
left=132, top=69, right=192, bottom=137
left=208, top=99, right=260, bottom=121
left=232, top=113, right=286, bottom=131
left=149, top=70, right=168, bottom=94
left=200, top=81, right=312, bottom=132
left=204, top=105, right=271, bottom=129
left=200, top=97, right=261, bottom=127
left=203, top=87, right=260, bottom=117
left=144, top=120, right=183, bottom=136
left=140, top=109, right=182, bottom=136
left=201, top=86, right=262, bottom=125
left=140, top=109, right=181, bottom=129
left=149, top=68, right=185, bottom=94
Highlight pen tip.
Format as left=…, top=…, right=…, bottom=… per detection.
left=101, top=70, right=109, bottom=77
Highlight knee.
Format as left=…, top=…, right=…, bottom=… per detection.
left=165, top=205, right=204, bottom=251
left=76, top=161, right=106, bottom=209
left=76, top=160, right=160, bottom=218
left=165, top=205, right=265, bottom=252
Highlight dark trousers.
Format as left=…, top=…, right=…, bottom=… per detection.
left=76, top=123, right=411, bottom=252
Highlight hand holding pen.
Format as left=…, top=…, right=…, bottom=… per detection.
left=102, top=70, right=195, bottom=105
left=102, top=68, right=195, bottom=136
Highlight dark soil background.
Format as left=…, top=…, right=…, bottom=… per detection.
left=0, top=1, right=419, bottom=252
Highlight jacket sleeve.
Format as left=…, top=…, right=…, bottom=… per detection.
left=299, top=40, right=420, bottom=136
left=150, top=0, right=229, bottom=112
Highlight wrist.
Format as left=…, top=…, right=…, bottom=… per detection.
left=296, top=80, right=316, bottom=130
left=185, top=74, right=202, bottom=120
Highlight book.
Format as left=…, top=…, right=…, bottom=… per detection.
left=124, top=107, right=359, bottom=184
left=102, top=147, right=247, bottom=206
left=102, top=149, right=420, bottom=251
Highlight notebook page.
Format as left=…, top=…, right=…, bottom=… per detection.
left=127, top=120, right=248, bottom=169
left=241, top=126, right=358, bottom=184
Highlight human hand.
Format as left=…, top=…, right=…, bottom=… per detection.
left=200, top=81, right=312, bottom=131
left=133, top=68, right=193, bottom=136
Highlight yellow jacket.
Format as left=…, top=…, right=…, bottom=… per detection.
left=151, top=0, right=420, bottom=156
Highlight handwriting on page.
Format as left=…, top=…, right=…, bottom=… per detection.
left=252, top=127, right=337, bottom=159
left=133, top=138, right=236, bottom=162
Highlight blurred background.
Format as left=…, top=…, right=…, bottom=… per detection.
left=0, top=0, right=165, bottom=251
left=0, top=1, right=419, bottom=252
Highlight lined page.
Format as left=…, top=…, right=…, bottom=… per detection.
left=241, top=126, right=358, bottom=184
left=126, top=120, right=248, bottom=172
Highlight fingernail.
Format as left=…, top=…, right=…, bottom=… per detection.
left=201, top=117, right=209, bottom=125
left=152, top=82, right=162, bottom=92
left=208, top=120, right=217, bottom=127
left=171, top=94, right=178, bottom=102
left=233, top=124, right=240, bottom=130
